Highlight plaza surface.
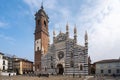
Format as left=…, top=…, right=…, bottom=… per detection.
left=0, top=75, right=120, bottom=80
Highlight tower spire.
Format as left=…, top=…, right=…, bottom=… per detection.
left=41, top=0, right=44, bottom=9
left=74, top=24, right=77, bottom=43
left=53, top=29, right=56, bottom=43
left=59, top=24, right=62, bottom=34
left=85, top=30, right=88, bottom=54
left=66, top=22, right=69, bottom=38
left=53, top=30, right=55, bottom=37
left=66, top=22, right=69, bottom=31
left=85, top=30, right=88, bottom=42
left=74, top=24, right=77, bottom=35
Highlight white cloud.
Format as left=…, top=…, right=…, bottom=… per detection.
left=88, top=0, right=120, bottom=62
left=0, top=21, right=8, bottom=28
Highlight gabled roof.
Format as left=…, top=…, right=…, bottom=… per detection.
left=95, top=59, right=120, bottom=64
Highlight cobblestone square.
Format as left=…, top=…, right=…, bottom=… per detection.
left=0, top=75, right=120, bottom=80
left=0, top=75, right=84, bottom=80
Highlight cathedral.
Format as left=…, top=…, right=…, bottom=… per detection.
left=34, top=5, right=89, bottom=75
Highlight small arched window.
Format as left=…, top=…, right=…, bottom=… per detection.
left=38, top=20, right=40, bottom=25
left=37, top=47, right=39, bottom=51
left=51, top=63, right=53, bottom=69
left=80, top=64, right=83, bottom=70
left=70, top=61, right=74, bottom=67
left=71, top=52, right=73, bottom=58
left=45, top=67, right=47, bottom=71
left=37, top=65, right=39, bottom=69
left=51, top=56, right=53, bottom=61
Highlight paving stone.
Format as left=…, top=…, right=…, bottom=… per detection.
left=0, top=75, right=120, bottom=80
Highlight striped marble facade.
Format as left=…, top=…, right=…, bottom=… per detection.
left=41, top=25, right=88, bottom=75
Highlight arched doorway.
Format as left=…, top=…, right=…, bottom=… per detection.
left=57, top=64, right=64, bottom=75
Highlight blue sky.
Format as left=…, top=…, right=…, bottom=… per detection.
left=0, top=0, right=120, bottom=62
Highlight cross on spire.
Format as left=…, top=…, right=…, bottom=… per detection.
left=74, top=24, right=77, bottom=34
left=66, top=22, right=69, bottom=31
left=41, top=0, right=44, bottom=9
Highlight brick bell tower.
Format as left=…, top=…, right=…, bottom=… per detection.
left=34, top=4, right=49, bottom=71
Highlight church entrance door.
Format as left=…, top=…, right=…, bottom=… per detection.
left=57, top=64, right=64, bottom=75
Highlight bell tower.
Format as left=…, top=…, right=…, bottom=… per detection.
left=34, top=4, right=49, bottom=71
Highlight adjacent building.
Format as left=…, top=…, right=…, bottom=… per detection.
left=95, top=58, right=120, bottom=76
left=7, top=56, right=14, bottom=72
left=0, top=52, right=4, bottom=71
left=0, top=52, right=8, bottom=72
left=13, top=58, right=33, bottom=74
left=0, top=52, right=33, bottom=75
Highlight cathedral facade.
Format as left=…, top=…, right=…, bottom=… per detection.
left=34, top=5, right=89, bottom=75
left=41, top=25, right=88, bottom=75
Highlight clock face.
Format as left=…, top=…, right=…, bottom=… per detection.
left=58, top=51, right=64, bottom=60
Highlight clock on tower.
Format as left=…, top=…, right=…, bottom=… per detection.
left=34, top=5, right=49, bottom=71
